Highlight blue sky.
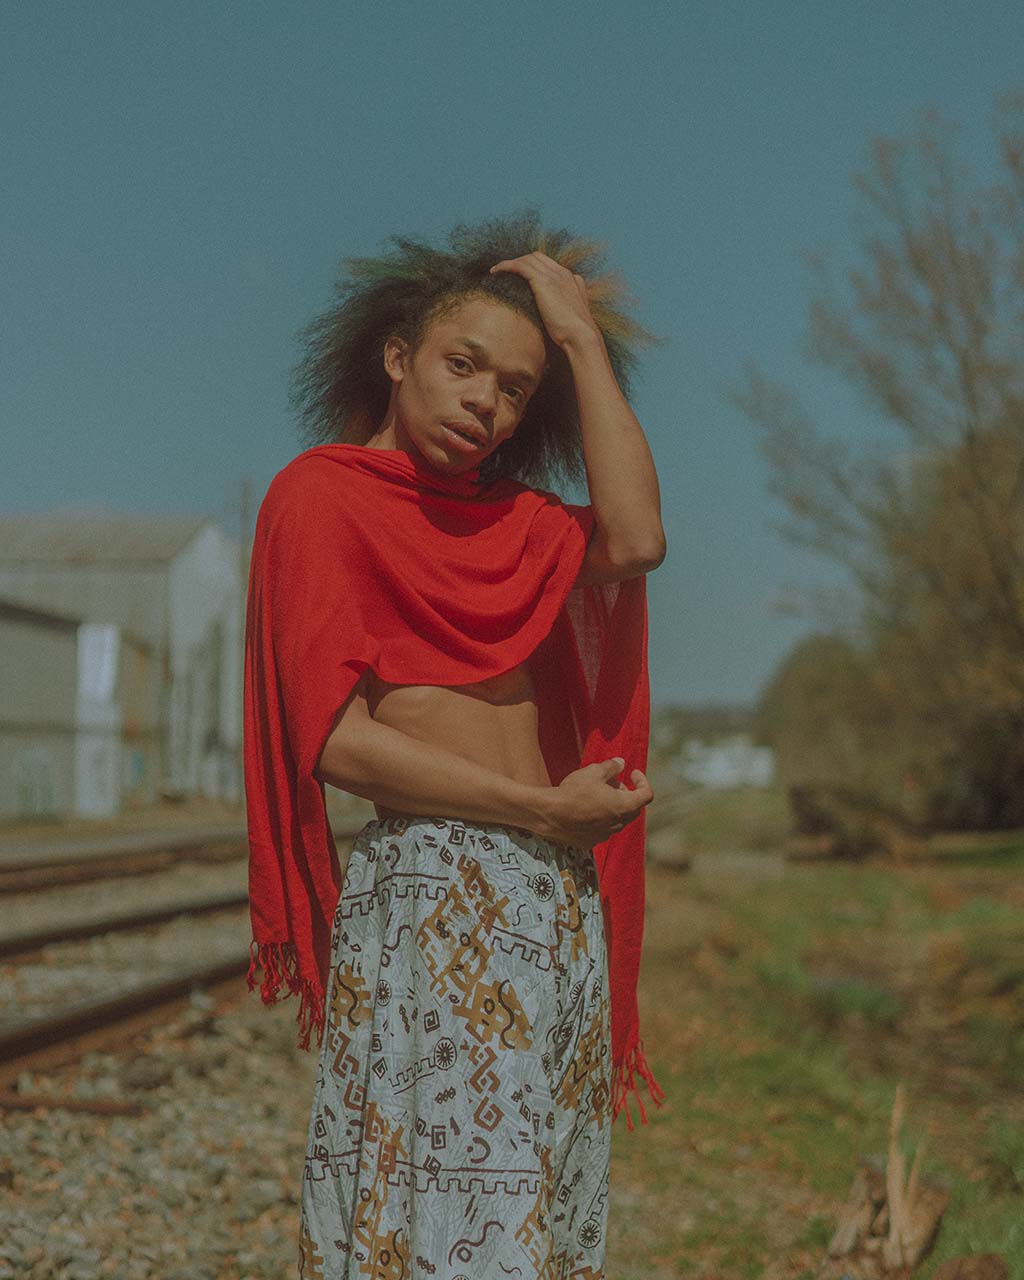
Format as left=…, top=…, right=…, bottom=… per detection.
left=4, top=1, right=1021, bottom=707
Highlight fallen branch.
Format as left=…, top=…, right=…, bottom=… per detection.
left=818, top=1081, right=948, bottom=1278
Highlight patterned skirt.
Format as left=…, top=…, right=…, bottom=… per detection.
left=299, top=813, right=613, bottom=1280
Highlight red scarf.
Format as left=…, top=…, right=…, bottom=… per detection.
left=243, top=443, right=665, bottom=1128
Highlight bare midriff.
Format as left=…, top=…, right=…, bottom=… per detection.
left=365, top=656, right=552, bottom=822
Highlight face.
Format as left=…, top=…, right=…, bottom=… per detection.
left=373, top=294, right=548, bottom=473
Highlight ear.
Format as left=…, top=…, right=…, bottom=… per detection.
left=383, top=335, right=409, bottom=384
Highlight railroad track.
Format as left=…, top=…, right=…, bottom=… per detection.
left=0, top=821, right=364, bottom=1088
left=0, top=950, right=251, bottom=1068
left=0, top=886, right=250, bottom=959
left=0, top=828, right=250, bottom=895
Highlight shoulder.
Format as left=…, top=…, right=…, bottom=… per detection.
left=252, top=451, right=361, bottom=554
left=495, top=476, right=591, bottom=519
left=263, top=447, right=353, bottom=511
left=525, top=484, right=594, bottom=532
left=274, top=446, right=348, bottom=490
left=497, top=482, right=594, bottom=552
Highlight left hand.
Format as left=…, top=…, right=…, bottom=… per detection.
left=489, top=251, right=602, bottom=349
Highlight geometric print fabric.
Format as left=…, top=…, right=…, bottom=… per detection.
left=299, top=814, right=613, bottom=1279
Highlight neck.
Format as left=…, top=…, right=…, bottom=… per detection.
left=364, top=424, right=482, bottom=482
left=323, top=441, right=485, bottom=496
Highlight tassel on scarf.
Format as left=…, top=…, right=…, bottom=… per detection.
left=611, top=1038, right=666, bottom=1131
left=246, top=939, right=326, bottom=1051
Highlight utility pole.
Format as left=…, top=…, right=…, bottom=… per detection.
left=238, top=475, right=253, bottom=808
left=224, top=475, right=254, bottom=810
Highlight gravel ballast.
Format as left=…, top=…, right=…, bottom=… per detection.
left=1, top=987, right=320, bottom=1280
left=0, top=861, right=250, bottom=1023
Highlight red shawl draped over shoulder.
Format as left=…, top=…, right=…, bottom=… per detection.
left=243, top=442, right=665, bottom=1128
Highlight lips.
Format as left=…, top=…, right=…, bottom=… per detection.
left=444, top=421, right=488, bottom=447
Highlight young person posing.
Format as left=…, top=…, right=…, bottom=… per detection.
left=243, top=212, right=666, bottom=1280
left=316, top=256, right=664, bottom=850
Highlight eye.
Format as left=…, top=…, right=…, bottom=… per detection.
left=502, top=385, right=525, bottom=402
left=447, top=355, right=473, bottom=373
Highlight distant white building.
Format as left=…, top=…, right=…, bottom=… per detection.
left=0, top=599, right=155, bottom=819
left=0, top=510, right=243, bottom=819
left=681, top=732, right=775, bottom=789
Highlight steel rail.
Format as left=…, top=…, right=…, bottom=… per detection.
left=0, top=953, right=252, bottom=1063
left=0, top=888, right=250, bottom=960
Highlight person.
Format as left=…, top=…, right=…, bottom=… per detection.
left=243, top=210, right=666, bottom=1279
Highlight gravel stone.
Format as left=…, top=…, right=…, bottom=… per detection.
left=0, top=986, right=317, bottom=1279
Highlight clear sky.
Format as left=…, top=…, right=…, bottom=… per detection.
left=4, top=1, right=1021, bottom=708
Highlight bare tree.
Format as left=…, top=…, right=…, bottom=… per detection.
left=737, top=94, right=1024, bottom=829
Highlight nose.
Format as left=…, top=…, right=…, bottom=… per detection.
left=462, top=373, right=498, bottom=418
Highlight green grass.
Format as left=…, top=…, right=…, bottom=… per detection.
left=606, top=787, right=1024, bottom=1279
left=667, top=783, right=792, bottom=852
left=928, top=831, right=1024, bottom=868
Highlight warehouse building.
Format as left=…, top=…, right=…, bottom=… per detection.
left=0, top=511, right=243, bottom=821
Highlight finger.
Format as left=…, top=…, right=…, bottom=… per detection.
left=490, top=257, right=547, bottom=275
left=630, top=771, right=655, bottom=804
left=490, top=252, right=551, bottom=273
left=618, top=784, right=652, bottom=815
left=524, top=252, right=569, bottom=277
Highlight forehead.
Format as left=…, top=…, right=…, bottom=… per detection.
left=423, top=296, right=547, bottom=375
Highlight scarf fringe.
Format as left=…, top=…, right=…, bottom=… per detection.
left=246, top=940, right=325, bottom=1051
left=611, top=1038, right=666, bottom=1131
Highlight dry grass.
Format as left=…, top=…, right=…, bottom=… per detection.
left=604, top=795, right=1024, bottom=1278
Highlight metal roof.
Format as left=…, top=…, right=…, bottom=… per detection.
left=0, top=596, right=82, bottom=631
left=0, top=511, right=212, bottom=564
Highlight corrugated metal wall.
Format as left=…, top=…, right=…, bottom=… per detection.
left=0, top=516, right=243, bottom=818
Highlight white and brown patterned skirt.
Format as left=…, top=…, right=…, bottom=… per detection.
left=299, top=813, right=612, bottom=1280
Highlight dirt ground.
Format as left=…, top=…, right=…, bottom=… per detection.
left=605, top=823, right=1024, bottom=1278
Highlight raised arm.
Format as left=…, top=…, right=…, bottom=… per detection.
left=489, top=252, right=667, bottom=586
